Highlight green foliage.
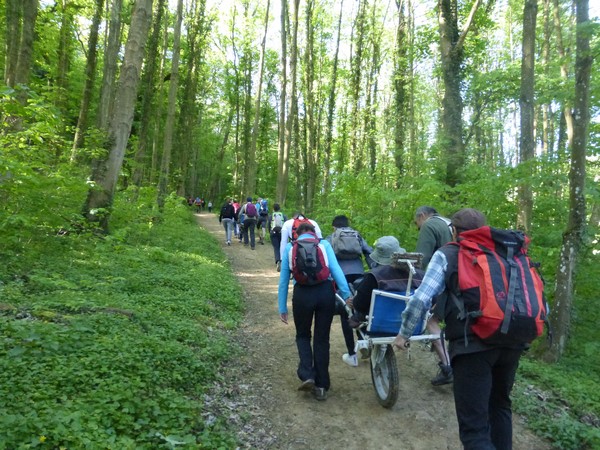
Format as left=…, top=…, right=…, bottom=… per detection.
left=0, top=192, right=243, bottom=448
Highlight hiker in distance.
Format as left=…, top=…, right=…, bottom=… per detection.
left=278, top=222, right=351, bottom=402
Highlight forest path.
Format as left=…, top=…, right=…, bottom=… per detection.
left=195, top=212, right=550, bottom=450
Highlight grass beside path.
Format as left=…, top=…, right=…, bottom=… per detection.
left=0, top=198, right=245, bottom=448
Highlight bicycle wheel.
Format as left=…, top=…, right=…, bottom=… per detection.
left=370, top=344, right=399, bottom=408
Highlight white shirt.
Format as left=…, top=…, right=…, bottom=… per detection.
left=279, top=217, right=323, bottom=258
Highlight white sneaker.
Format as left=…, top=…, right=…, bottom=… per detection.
left=342, top=353, right=358, bottom=367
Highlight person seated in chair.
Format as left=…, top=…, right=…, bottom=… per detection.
left=347, top=236, right=424, bottom=328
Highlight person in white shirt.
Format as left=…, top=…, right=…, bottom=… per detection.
left=279, top=213, right=323, bottom=261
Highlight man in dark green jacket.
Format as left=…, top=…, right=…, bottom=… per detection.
left=415, top=206, right=452, bottom=268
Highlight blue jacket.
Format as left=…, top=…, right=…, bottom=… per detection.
left=278, top=234, right=351, bottom=314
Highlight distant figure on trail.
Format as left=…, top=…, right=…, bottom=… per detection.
left=268, top=203, right=287, bottom=271
left=232, top=200, right=241, bottom=239
left=256, top=198, right=269, bottom=245
left=239, top=197, right=259, bottom=249
left=218, top=198, right=237, bottom=246
left=194, top=197, right=202, bottom=212
left=278, top=221, right=351, bottom=401
left=208, top=201, right=213, bottom=213
left=187, top=196, right=194, bottom=207
left=325, top=215, right=373, bottom=367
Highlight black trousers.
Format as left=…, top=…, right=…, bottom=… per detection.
left=292, top=282, right=336, bottom=390
left=242, top=218, right=256, bottom=248
left=452, top=347, right=523, bottom=450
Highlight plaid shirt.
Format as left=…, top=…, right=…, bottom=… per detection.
left=399, top=249, right=449, bottom=338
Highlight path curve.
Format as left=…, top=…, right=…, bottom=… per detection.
left=195, top=212, right=550, bottom=450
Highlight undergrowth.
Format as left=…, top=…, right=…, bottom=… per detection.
left=0, top=189, right=243, bottom=448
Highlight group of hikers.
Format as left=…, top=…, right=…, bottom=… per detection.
left=212, top=200, right=548, bottom=450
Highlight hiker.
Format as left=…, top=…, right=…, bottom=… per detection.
left=279, top=213, right=323, bottom=263
left=268, top=203, right=287, bottom=271
left=208, top=201, right=213, bottom=213
left=232, top=200, right=241, bottom=239
left=218, top=198, right=237, bottom=246
left=194, top=197, right=202, bottom=212
left=414, top=205, right=454, bottom=385
left=414, top=206, right=453, bottom=268
left=239, top=197, right=259, bottom=249
left=325, top=215, right=373, bottom=367
left=348, top=236, right=423, bottom=328
left=278, top=221, right=351, bottom=402
left=394, top=208, right=530, bottom=450
left=257, top=198, right=269, bottom=245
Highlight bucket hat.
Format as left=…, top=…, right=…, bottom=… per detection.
left=370, top=236, right=405, bottom=266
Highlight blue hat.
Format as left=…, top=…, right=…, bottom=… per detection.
left=370, top=236, right=405, bottom=265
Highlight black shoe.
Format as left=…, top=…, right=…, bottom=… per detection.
left=312, top=386, right=327, bottom=401
left=298, top=379, right=315, bottom=391
left=431, top=363, right=453, bottom=386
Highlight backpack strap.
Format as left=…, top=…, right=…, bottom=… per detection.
left=501, top=246, right=518, bottom=335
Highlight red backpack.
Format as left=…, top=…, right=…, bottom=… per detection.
left=291, top=216, right=312, bottom=241
left=448, top=226, right=548, bottom=345
left=290, top=233, right=331, bottom=285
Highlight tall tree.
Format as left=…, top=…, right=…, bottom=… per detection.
left=10, top=0, right=39, bottom=98
left=437, top=0, right=484, bottom=186
left=248, top=0, right=271, bottom=197
left=322, top=0, right=343, bottom=196
left=157, top=0, right=184, bottom=210
left=71, top=0, right=105, bottom=160
left=4, top=0, right=21, bottom=86
left=83, top=0, right=153, bottom=229
left=131, top=0, right=166, bottom=186
left=517, top=0, right=538, bottom=232
left=544, top=0, right=591, bottom=362
left=276, top=0, right=289, bottom=204
left=96, top=0, right=123, bottom=131
left=392, top=0, right=409, bottom=176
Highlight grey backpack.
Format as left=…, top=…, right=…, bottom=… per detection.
left=331, top=227, right=362, bottom=260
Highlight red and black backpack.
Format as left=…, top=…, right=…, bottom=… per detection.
left=442, top=226, right=549, bottom=346
left=289, top=233, right=331, bottom=285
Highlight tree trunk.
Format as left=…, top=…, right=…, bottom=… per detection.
left=322, top=0, right=343, bottom=198
left=132, top=0, right=166, bottom=186
left=4, top=0, right=21, bottom=87
left=517, top=0, right=537, bottom=232
left=438, top=0, right=483, bottom=186
left=71, top=0, right=104, bottom=160
left=14, top=0, right=38, bottom=96
left=284, top=0, right=300, bottom=207
left=543, top=0, right=590, bottom=363
left=304, top=0, right=317, bottom=213
left=157, top=0, right=184, bottom=210
left=393, top=0, right=409, bottom=176
left=552, top=0, right=576, bottom=150
left=276, top=0, right=289, bottom=204
left=97, top=0, right=123, bottom=131
left=83, top=0, right=153, bottom=230
left=248, top=0, right=271, bottom=198
left=56, top=0, right=73, bottom=113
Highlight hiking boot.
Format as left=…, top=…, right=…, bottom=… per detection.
left=312, top=386, right=327, bottom=401
left=431, top=363, right=453, bottom=386
left=276, top=261, right=281, bottom=272
left=342, top=353, right=358, bottom=367
left=227, top=241, right=231, bottom=246
left=298, top=378, right=315, bottom=391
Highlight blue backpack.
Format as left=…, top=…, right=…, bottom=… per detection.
left=259, top=200, right=269, bottom=216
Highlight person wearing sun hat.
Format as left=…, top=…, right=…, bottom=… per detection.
left=347, top=236, right=424, bottom=328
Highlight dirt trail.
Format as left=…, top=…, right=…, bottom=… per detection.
left=195, top=212, right=551, bottom=450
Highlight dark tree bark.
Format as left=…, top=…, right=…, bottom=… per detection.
left=71, top=0, right=105, bottom=160
left=517, top=0, right=538, bottom=232
left=543, top=0, right=590, bottom=362
left=83, top=0, right=154, bottom=230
